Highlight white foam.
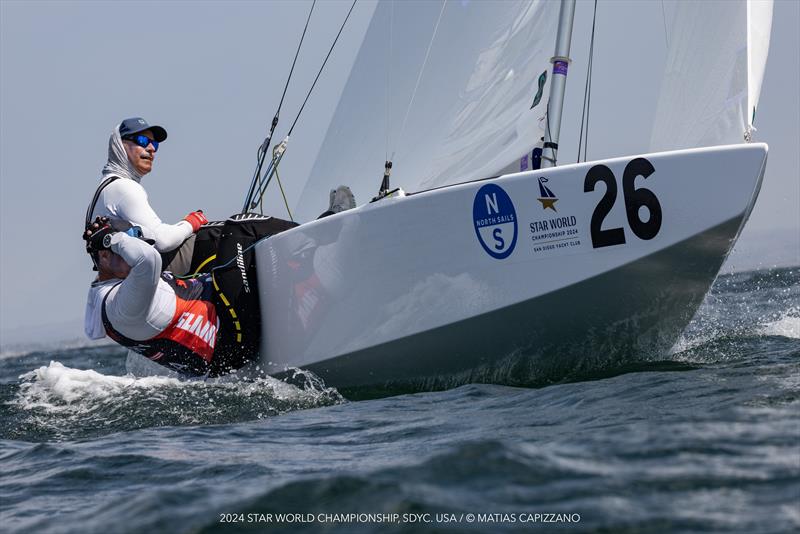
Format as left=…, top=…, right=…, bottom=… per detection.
left=759, top=313, right=800, bottom=339
left=14, top=360, right=344, bottom=420
left=17, top=361, right=184, bottom=410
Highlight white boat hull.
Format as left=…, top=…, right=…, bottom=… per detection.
left=255, top=144, right=767, bottom=395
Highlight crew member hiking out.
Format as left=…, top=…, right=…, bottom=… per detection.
left=82, top=214, right=296, bottom=377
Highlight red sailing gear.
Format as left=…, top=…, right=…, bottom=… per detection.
left=102, top=273, right=220, bottom=376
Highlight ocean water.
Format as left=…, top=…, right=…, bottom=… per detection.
left=1, top=267, right=798, bottom=533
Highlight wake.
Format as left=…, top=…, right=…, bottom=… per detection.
left=8, top=361, right=344, bottom=440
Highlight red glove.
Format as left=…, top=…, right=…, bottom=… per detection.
left=184, top=210, right=208, bottom=232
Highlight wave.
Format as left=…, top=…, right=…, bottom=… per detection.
left=759, top=312, right=800, bottom=339
left=6, top=361, right=345, bottom=441
left=670, top=266, right=799, bottom=359
left=186, top=436, right=800, bottom=534
left=669, top=305, right=800, bottom=367
left=675, top=304, right=799, bottom=346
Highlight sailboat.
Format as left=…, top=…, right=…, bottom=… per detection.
left=239, top=0, right=774, bottom=396
left=131, top=0, right=773, bottom=396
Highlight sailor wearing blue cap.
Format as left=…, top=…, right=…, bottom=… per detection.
left=85, top=117, right=207, bottom=275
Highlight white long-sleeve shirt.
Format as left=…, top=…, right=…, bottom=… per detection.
left=92, top=124, right=193, bottom=252
left=91, top=177, right=193, bottom=252
left=84, top=233, right=177, bottom=341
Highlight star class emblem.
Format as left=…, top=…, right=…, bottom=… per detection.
left=537, top=176, right=558, bottom=211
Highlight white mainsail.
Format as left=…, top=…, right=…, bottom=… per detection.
left=650, top=0, right=773, bottom=151
left=291, top=0, right=559, bottom=221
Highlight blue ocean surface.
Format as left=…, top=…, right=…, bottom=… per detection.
left=1, top=268, right=798, bottom=533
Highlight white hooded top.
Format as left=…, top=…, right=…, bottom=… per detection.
left=90, top=124, right=193, bottom=252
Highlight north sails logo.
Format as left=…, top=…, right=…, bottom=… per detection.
left=236, top=242, right=250, bottom=294
left=537, top=177, right=558, bottom=211
left=473, top=183, right=518, bottom=260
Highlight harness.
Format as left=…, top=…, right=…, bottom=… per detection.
left=85, top=176, right=120, bottom=227
left=85, top=175, right=137, bottom=239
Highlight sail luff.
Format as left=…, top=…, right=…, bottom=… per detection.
left=746, top=0, right=774, bottom=135
left=649, top=0, right=773, bottom=152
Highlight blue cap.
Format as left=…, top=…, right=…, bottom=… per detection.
left=119, top=117, right=167, bottom=142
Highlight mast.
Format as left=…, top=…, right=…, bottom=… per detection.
left=541, top=0, right=576, bottom=169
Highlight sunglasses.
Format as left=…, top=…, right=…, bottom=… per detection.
left=123, top=134, right=159, bottom=152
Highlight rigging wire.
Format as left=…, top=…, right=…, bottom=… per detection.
left=385, top=0, right=393, bottom=161
left=391, top=0, right=447, bottom=161
left=287, top=0, right=358, bottom=136
left=278, top=0, right=316, bottom=123
left=577, top=0, right=598, bottom=163
left=243, top=0, right=316, bottom=212
left=660, top=0, right=670, bottom=49
left=377, top=1, right=395, bottom=200
left=248, top=0, right=359, bottom=212
left=274, top=166, right=294, bottom=222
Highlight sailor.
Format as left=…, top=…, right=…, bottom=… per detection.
left=318, top=185, right=356, bottom=218
left=86, top=117, right=208, bottom=275
left=82, top=217, right=263, bottom=377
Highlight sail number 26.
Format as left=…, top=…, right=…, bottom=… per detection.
left=583, top=157, right=662, bottom=248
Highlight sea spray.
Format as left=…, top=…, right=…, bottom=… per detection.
left=9, top=361, right=345, bottom=441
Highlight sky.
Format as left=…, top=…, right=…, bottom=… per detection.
left=1, top=0, right=798, bottom=345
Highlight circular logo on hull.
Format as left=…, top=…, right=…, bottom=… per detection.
left=473, top=183, right=517, bottom=259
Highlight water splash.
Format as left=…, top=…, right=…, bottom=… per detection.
left=8, top=361, right=345, bottom=441
left=758, top=308, right=800, bottom=339
left=670, top=267, right=799, bottom=363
